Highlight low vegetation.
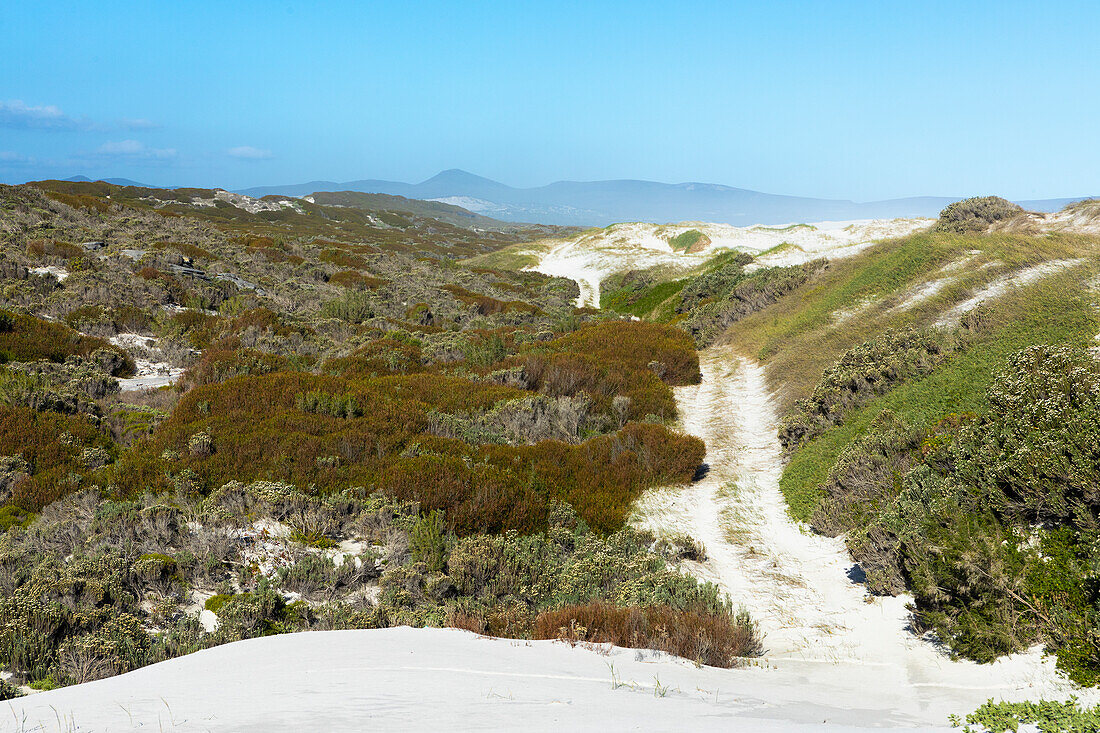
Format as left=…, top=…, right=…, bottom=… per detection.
left=0, top=489, right=758, bottom=687
left=951, top=698, right=1100, bottom=732
left=599, top=250, right=829, bottom=346
left=0, top=180, right=742, bottom=693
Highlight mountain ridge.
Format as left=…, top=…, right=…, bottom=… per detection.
left=236, top=170, right=1094, bottom=227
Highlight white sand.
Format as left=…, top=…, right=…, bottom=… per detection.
left=525, top=218, right=932, bottom=308
left=109, top=332, right=186, bottom=391
left=28, top=265, right=69, bottom=282
left=5, top=627, right=962, bottom=732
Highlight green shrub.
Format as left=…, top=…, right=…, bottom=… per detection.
left=319, top=291, right=377, bottom=323
left=204, top=594, right=235, bottom=614
left=816, top=346, right=1100, bottom=682
left=295, top=390, right=362, bottom=419
left=0, top=504, right=35, bottom=532
left=950, top=345, right=1100, bottom=523
left=668, top=229, right=709, bottom=252
left=0, top=678, right=20, bottom=700
left=409, top=510, right=449, bottom=572
left=935, top=196, right=1024, bottom=233
left=289, top=528, right=338, bottom=548
left=677, top=260, right=827, bottom=347
left=780, top=328, right=948, bottom=450
left=952, top=697, right=1100, bottom=732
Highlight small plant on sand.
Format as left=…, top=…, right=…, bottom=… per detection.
left=950, top=697, right=1100, bottom=732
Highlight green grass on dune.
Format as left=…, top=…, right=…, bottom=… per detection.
left=725, top=231, right=1097, bottom=413
left=599, top=249, right=757, bottom=320
left=668, top=229, right=706, bottom=252
left=600, top=278, right=688, bottom=318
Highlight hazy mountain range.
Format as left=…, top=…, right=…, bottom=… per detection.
left=62, top=172, right=1094, bottom=227
left=238, top=170, right=1094, bottom=226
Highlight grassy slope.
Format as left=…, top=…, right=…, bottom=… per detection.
left=710, top=230, right=1100, bottom=520
left=724, top=231, right=1097, bottom=410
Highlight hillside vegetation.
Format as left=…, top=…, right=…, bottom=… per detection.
left=0, top=182, right=759, bottom=692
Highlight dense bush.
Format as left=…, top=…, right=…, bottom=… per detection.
left=442, top=284, right=541, bottom=316
left=813, top=346, right=1100, bottom=683
left=0, top=406, right=113, bottom=511
left=677, top=259, right=827, bottom=346
left=0, top=310, right=134, bottom=376
left=675, top=252, right=755, bottom=312
left=323, top=337, right=424, bottom=378
left=935, top=196, right=1024, bottom=233
left=113, top=371, right=703, bottom=535
left=952, top=697, right=1100, bottom=732
left=779, top=328, right=948, bottom=450
left=810, top=411, right=921, bottom=594
left=520, top=321, right=700, bottom=421
left=950, top=345, right=1100, bottom=523
left=0, top=486, right=755, bottom=689
left=183, top=348, right=291, bottom=387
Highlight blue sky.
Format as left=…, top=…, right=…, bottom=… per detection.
left=1, top=1, right=1098, bottom=199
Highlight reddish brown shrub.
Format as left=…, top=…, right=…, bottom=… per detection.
left=125, top=370, right=703, bottom=535
left=0, top=311, right=134, bottom=375
left=532, top=602, right=761, bottom=668
left=0, top=406, right=112, bottom=511
left=323, top=339, right=424, bottom=378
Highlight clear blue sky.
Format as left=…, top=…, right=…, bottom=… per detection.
left=2, top=1, right=1097, bottom=200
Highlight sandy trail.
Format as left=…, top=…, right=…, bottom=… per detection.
left=634, top=345, right=1095, bottom=724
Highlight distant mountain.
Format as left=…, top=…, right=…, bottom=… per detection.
left=303, top=190, right=537, bottom=232
left=238, top=170, right=1096, bottom=227
left=64, top=175, right=157, bottom=188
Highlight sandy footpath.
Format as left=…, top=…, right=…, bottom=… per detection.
left=633, top=347, right=1096, bottom=727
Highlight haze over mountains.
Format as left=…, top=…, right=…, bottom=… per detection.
left=53, top=170, right=1093, bottom=227
left=237, top=169, right=1092, bottom=227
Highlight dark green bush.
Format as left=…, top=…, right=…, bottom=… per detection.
left=0, top=678, right=20, bottom=700
left=935, top=196, right=1024, bottom=233
left=677, top=259, right=827, bottom=346
left=780, top=328, right=948, bottom=450
left=409, top=510, right=449, bottom=572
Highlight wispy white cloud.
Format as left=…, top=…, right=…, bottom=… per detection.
left=0, top=100, right=91, bottom=130
left=0, top=101, right=162, bottom=133
left=227, top=145, right=273, bottom=160
left=94, top=139, right=177, bottom=160
left=119, top=117, right=161, bottom=131
left=0, top=151, right=36, bottom=166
